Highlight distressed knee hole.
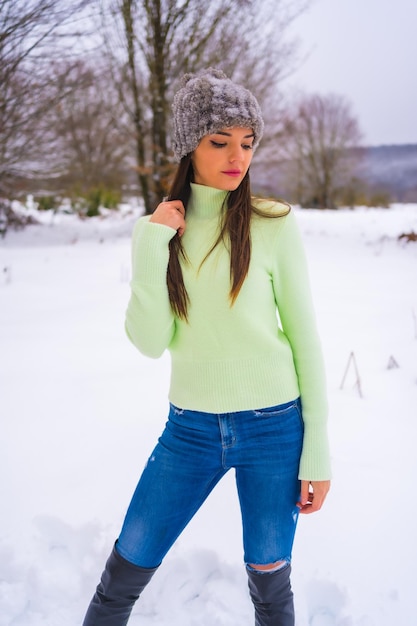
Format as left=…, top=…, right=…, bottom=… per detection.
left=248, top=560, right=288, bottom=573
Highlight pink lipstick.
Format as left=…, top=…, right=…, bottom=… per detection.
left=222, top=170, right=241, bottom=177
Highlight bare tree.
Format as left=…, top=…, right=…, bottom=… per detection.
left=0, top=0, right=94, bottom=197
left=97, top=0, right=308, bottom=213
left=46, top=61, right=131, bottom=196
left=280, top=93, right=363, bottom=209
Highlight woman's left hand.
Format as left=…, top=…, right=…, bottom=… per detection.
left=296, top=480, right=331, bottom=514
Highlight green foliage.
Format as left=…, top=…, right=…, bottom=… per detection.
left=337, top=181, right=391, bottom=208
left=364, top=191, right=391, bottom=208
left=71, top=186, right=122, bottom=217
left=35, top=195, right=59, bottom=211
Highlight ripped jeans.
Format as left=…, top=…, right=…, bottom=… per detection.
left=116, top=399, right=303, bottom=569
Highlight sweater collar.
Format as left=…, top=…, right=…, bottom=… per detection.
left=188, top=183, right=228, bottom=218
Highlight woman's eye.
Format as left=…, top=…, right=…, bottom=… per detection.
left=243, top=144, right=253, bottom=151
left=210, top=140, right=226, bottom=148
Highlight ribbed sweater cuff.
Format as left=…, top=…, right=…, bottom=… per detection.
left=132, top=221, right=176, bottom=284
left=298, top=422, right=332, bottom=480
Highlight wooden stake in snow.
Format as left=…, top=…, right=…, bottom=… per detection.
left=387, top=355, right=399, bottom=369
left=2, top=266, right=12, bottom=284
left=340, top=351, right=363, bottom=398
left=412, top=308, right=417, bottom=340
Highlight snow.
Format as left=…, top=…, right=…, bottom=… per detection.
left=1, top=203, right=417, bottom=625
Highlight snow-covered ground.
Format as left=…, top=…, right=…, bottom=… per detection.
left=1, top=203, right=416, bottom=625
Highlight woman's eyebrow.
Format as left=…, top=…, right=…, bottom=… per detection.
left=214, top=131, right=255, bottom=139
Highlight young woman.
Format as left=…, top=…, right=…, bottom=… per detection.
left=82, top=68, right=331, bottom=626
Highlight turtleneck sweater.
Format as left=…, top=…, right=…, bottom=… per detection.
left=125, top=183, right=331, bottom=480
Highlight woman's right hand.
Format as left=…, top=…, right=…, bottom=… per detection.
left=149, top=200, right=186, bottom=237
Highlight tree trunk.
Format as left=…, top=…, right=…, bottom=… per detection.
left=122, top=0, right=153, bottom=213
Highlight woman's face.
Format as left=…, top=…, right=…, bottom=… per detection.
left=191, top=127, right=254, bottom=190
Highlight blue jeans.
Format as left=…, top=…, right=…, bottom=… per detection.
left=117, top=399, right=303, bottom=569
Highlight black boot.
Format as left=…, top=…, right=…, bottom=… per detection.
left=247, top=563, right=294, bottom=626
left=82, top=544, right=158, bottom=626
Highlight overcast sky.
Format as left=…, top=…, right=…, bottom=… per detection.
left=287, top=0, right=417, bottom=146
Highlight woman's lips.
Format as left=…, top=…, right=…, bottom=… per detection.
left=222, top=170, right=241, bottom=177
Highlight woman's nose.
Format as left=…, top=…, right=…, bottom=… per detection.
left=228, top=146, right=244, bottom=162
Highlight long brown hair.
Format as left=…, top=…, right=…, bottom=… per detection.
left=166, top=156, right=289, bottom=320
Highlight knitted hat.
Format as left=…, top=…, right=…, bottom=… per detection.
left=172, top=68, right=264, bottom=162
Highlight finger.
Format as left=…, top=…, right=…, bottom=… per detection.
left=297, top=483, right=312, bottom=509
left=298, top=495, right=319, bottom=514
left=163, top=200, right=185, bottom=216
left=298, top=486, right=328, bottom=514
left=299, top=481, right=310, bottom=506
left=165, top=202, right=186, bottom=231
left=174, top=210, right=186, bottom=236
left=299, top=504, right=317, bottom=514
left=150, top=203, right=186, bottom=233
left=174, top=203, right=185, bottom=216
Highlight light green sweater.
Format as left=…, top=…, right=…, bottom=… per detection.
left=126, top=183, right=331, bottom=480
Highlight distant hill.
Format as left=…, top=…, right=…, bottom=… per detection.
left=360, top=144, right=417, bottom=202
left=251, top=144, right=417, bottom=203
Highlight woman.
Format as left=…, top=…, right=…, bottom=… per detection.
left=83, top=68, right=331, bottom=626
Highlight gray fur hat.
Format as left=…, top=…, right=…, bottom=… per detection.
left=172, top=68, right=264, bottom=162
